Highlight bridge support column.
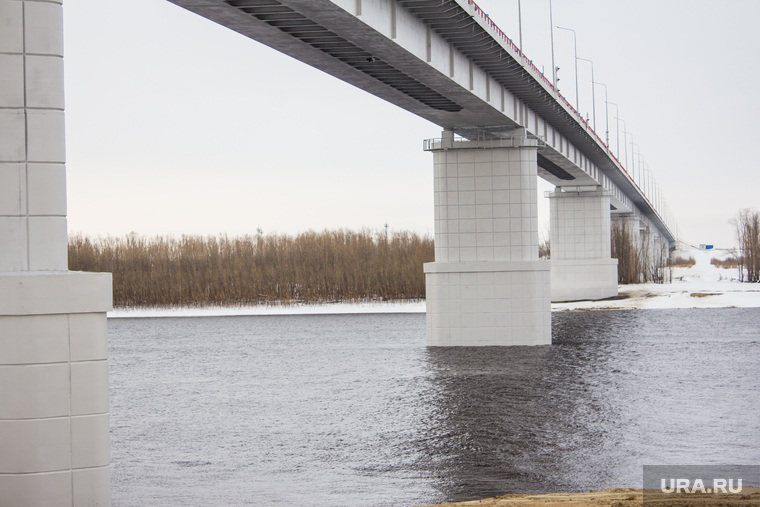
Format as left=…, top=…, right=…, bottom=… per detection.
left=424, top=132, right=551, bottom=346
left=548, top=188, right=618, bottom=302
left=0, top=2, right=112, bottom=505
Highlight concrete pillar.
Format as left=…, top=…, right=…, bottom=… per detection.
left=424, top=132, right=551, bottom=346
left=0, top=2, right=112, bottom=505
left=548, top=188, right=618, bottom=302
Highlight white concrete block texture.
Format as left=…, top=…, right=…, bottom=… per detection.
left=548, top=189, right=619, bottom=302
left=550, top=259, right=618, bottom=302
left=0, top=0, right=67, bottom=273
left=426, top=143, right=551, bottom=346
left=0, top=275, right=112, bottom=507
left=0, top=3, right=112, bottom=505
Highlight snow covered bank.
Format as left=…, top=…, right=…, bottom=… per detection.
left=554, top=246, right=760, bottom=311
left=108, top=300, right=427, bottom=318
left=109, top=247, right=759, bottom=318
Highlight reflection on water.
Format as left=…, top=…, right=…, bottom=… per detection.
left=420, top=308, right=760, bottom=502
left=109, top=309, right=760, bottom=506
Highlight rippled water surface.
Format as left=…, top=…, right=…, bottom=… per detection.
left=109, top=308, right=760, bottom=506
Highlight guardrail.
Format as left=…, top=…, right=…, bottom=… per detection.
left=423, top=136, right=537, bottom=151
left=465, top=0, right=676, bottom=239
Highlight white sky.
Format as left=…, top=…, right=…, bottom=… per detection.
left=63, top=0, right=760, bottom=247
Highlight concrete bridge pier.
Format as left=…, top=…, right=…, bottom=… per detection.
left=548, top=188, right=618, bottom=302
left=0, top=1, right=112, bottom=505
left=424, top=130, right=551, bottom=346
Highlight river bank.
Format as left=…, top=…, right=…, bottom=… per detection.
left=554, top=247, right=760, bottom=311
left=109, top=246, right=759, bottom=318
left=418, top=487, right=760, bottom=506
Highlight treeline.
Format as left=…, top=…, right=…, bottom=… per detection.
left=668, top=255, right=695, bottom=268
left=69, top=230, right=434, bottom=308
left=734, top=209, right=760, bottom=282
left=711, top=257, right=739, bottom=269
left=611, top=220, right=670, bottom=284
left=611, top=220, right=642, bottom=284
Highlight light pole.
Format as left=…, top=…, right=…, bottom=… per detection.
left=608, top=103, right=619, bottom=159
left=643, top=165, right=651, bottom=202
left=549, top=0, right=556, bottom=89
left=518, top=0, right=523, bottom=51
left=644, top=162, right=654, bottom=208
left=577, top=57, right=595, bottom=131
left=621, top=122, right=630, bottom=171
left=555, top=26, right=578, bottom=111
left=631, top=141, right=639, bottom=184
left=593, top=80, right=608, bottom=147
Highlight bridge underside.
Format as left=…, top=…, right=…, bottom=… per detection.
left=167, top=0, right=678, bottom=346
left=169, top=0, right=672, bottom=235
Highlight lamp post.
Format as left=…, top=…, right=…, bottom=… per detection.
left=643, top=162, right=653, bottom=208
left=643, top=164, right=651, bottom=203
left=518, top=0, right=523, bottom=51
left=592, top=80, right=608, bottom=147
left=608, top=103, right=620, bottom=159
left=621, top=122, right=630, bottom=172
left=577, top=57, right=595, bottom=131
left=631, top=141, right=639, bottom=184
left=555, top=26, right=578, bottom=111
left=549, top=0, right=556, bottom=89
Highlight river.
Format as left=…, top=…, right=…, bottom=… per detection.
left=108, top=308, right=760, bottom=506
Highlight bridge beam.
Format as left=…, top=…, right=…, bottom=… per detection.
left=0, top=2, right=112, bottom=505
left=424, top=130, right=551, bottom=346
left=548, top=188, right=618, bottom=302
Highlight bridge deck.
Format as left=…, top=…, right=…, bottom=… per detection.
left=169, top=0, right=675, bottom=243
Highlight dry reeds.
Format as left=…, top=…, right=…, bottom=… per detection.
left=734, top=209, right=760, bottom=282
left=711, top=257, right=740, bottom=269
left=611, top=220, right=642, bottom=284
left=668, top=256, right=695, bottom=268
left=68, top=230, right=434, bottom=308
left=539, top=237, right=551, bottom=260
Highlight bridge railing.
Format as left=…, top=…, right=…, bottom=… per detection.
left=423, top=135, right=537, bottom=152
left=466, top=0, right=677, bottom=240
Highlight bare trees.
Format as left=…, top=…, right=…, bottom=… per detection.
left=538, top=237, right=550, bottom=260
left=69, top=230, right=434, bottom=307
left=734, top=209, right=760, bottom=283
left=611, top=220, right=641, bottom=284
left=611, top=219, right=671, bottom=284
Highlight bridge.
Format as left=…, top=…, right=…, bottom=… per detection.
left=0, top=0, right=675, bottom=504
left=168, top=0, right=676, bottom=345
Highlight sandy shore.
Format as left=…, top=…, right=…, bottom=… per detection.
left=418, top=487, right=760, bottom=506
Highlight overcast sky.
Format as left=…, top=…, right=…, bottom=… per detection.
left=63, top=0, right=759, bottom=247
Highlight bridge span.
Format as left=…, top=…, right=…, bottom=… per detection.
left=0, top=2, right=678, bottom=503
left=169, top=0, right=677, bottom=345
